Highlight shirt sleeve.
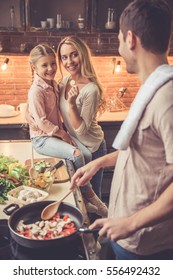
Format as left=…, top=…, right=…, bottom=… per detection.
left=74, top=85, right=100, bottom=136
left=158, top=105, right=173, bottom=163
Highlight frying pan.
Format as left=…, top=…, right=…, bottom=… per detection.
left=3, top=201, right=96, bottom=248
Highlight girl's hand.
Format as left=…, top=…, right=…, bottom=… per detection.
left=62, top=131, right=77, bottom=146
left=67, top=86, right=79, bottom=106
left=54, top=129, right=76, bottom=146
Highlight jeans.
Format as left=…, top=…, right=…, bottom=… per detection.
left=32, top=136, right=106, bottom=196
left=111, top=242, right=173, bottom=260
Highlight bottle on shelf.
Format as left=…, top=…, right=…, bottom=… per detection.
left=77, top=14, right=84, bottom=30
left=105, top=8, right=116, bottom=30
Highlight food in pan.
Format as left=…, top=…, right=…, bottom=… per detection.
left=16, top=214, right=76, bottom=240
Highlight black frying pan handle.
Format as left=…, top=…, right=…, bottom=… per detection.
left=79, top=227, right=100, bottom=233
left=3, top=203, right=20, bottom=216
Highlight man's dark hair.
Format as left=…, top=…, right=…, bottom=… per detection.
left=120, top=0, right=172, bottom=53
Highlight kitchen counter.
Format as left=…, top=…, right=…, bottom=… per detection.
left=98, top=110, right=128, bottom=122
left=0, top=112, right=27, bottom=125
left=0, top=110, right=128, bottom=125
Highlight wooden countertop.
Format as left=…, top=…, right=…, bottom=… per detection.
left=0, top=112, right=27, bottom=125
left=0, top=110, right=128, bottom=125
left=98, top=110, right=128, bottom=122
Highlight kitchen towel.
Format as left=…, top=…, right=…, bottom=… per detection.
left=112, top=64, right=173, bottom=150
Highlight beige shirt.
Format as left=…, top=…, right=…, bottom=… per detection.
left=59, top=76, right=104, bottom=153
left=109, top=80, right=173, bottom=255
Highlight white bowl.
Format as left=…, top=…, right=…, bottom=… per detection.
left=0, top=104, right=15, bottom=117
left=7, top=185, right=48, bottom=205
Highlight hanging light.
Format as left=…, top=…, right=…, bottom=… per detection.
left=1, top=58, right=9, bottom=71
left=115, top=60, right=121, bottom=73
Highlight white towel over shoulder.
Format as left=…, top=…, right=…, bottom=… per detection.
left=112, top=64, right=173, bottom=150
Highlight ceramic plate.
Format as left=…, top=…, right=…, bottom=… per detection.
left=0, top=111, right=20, bottom=118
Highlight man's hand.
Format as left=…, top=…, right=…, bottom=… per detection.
left=70, top=160, right=99, bottom=189
left=89, top=216, right=135, bottom=241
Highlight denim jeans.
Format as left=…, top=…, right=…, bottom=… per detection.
left=32, top=136, right=106, bottom=196
left=111, top=242, right=173, bottom=260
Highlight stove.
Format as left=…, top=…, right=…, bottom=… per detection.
left=0, top=219, right=87, bottom=260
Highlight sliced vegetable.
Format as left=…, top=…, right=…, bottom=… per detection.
left=34, top=160, right=51, bottom=172
left=0, top=173, right=19, bottom=184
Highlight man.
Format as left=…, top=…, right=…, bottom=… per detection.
left=70, top=0, right=173, bottom=260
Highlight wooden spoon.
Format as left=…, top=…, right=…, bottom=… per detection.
left=29, top=147, right=37, bottom=180
left=41, top=190, right=73, bottom=220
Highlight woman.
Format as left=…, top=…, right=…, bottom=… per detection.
left=27, top=43, right=107, bottom=217
left=57, top=36, right=107, bottom=215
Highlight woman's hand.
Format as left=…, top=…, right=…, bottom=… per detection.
left=67, top=86, right=79, bottom=106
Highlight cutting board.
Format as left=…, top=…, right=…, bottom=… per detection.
left=25, top=158, right=70, bottom=183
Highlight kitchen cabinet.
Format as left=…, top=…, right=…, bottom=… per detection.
left=91, top=0, right=173, bottom=32
left=0, top=0, right=173, bottom=55
left=0, top=0, right=89, bottom=32
left=91, top=0, right=131, bottom=32
left=99, top=120, right=122, bottom=198
left=0, top=0, right=25, bottom=31
left=25, top=0, right=90, bottom=31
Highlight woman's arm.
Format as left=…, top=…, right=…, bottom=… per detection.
left=67, top=85, right=82, bottom=129
left=67, top=85, right=100, bottom=133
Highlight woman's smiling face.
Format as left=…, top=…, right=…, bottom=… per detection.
left=60, top=43, right=81, bottom=76
left=33, top=54, right=57, bottom=85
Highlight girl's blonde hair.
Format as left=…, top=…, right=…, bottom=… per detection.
left=29, top=44, right=56, bottom=81
left=57, top=36, right=106, bottom=114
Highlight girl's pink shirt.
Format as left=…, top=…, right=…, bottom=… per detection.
left=27, top=74, right=62, bottom=138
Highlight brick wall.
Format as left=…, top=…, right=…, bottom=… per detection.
left=0, top=54, right=173, bottom=109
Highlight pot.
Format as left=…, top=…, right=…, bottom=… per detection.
left=3, top=201, right=96, bottom=248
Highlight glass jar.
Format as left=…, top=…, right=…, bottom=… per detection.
left=77, top=14, right=84, bottom=29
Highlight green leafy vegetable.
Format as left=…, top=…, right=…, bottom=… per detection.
left=0, top=154, right=18, bottom=174
left=0, top=177, right=17, bottom=204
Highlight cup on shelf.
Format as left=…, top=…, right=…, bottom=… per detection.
left=40, top=20, right=47, bottom=29
left=47, top=18, right=55, bottom=29
left=105, top=21, right=116, bottom=30
left=17, top=103, right=27, bottom=114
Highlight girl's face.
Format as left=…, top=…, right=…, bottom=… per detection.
left=33, top=54, right=57, bottom=85
left=60, top=43, right=81, bottom=76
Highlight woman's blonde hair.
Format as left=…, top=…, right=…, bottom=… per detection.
left=29, top=44, right=56, bottom=81
left=57, top=36, right=106, bottom=114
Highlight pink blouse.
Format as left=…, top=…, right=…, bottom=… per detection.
left=27, top=74, right=62, bottom=138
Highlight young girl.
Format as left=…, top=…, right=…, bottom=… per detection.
left=27, top=44, right=107, bottom=217
left=57, top=36, right=107, bottom=215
